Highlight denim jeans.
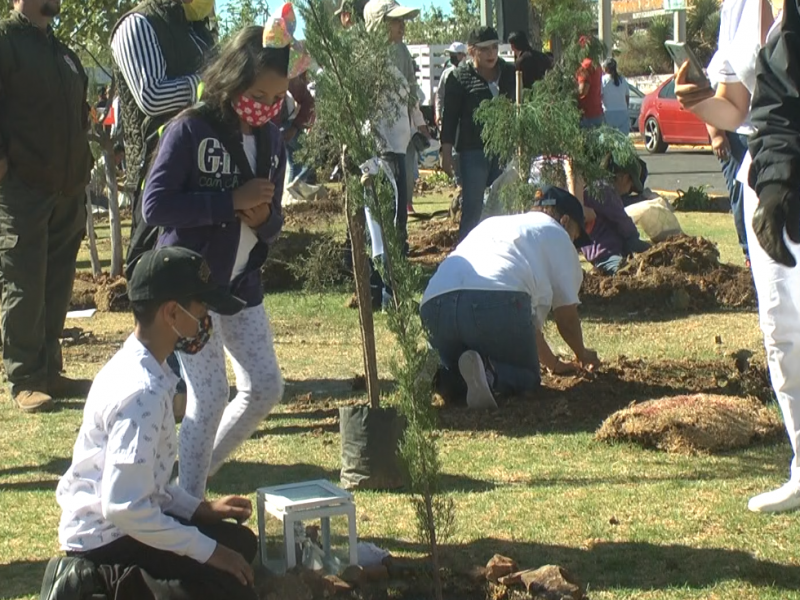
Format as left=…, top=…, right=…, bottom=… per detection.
left=459, top=149, right=501, bottom=239
left=719, top=131, right=749, bottom=256
left=420, top=290, right=541, bottom=396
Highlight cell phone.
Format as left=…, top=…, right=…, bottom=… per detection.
left=664, top=41, right=710, bottom=87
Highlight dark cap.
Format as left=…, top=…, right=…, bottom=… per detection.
left=128, top=247, right=246, bottom=316
left=468, top=26, right=500, bottom=48
left=603, top=154, right=645, bottom=194
left=532, top=185, right=592, bottom=247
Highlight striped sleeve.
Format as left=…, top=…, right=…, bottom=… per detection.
left=111, top=14, right=199, bottom=118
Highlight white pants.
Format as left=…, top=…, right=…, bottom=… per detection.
left=177, top=305, right=284, bottom=498
left=743, top=182, right=800, bottom=484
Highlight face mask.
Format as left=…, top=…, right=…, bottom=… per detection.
left=233, top=95, right=284, bottom=128
left=172, top=305, right=212, bottom=355
left=183, top=0, right=215, bottom=22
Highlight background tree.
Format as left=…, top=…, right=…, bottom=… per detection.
left=404, top=0, right=480, bottom=45
left=56, top=0, right=135, bottom=66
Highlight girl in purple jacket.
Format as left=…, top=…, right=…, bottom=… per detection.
left=141, top=14, right=300, bottom=498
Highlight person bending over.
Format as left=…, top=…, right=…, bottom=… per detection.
left=420, top=186, right=600, bottom=409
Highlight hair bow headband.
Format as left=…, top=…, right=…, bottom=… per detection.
left=263, top=3, right=312, bottom=79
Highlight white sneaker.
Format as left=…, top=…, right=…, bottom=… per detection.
left=748, top=481, right=800, bottom=513
left=458, top=351, right=497, bottom=409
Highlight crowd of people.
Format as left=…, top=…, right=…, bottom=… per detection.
left=2, top=0, right=800, bottom=597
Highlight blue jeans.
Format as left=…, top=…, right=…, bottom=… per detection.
left=719, top=131, right=749, bottom=256
left=459, top=149, right=502, bottom=239
left=420, top=290, right=541, bottom=396
left=580, top=115, right=605, bottom=129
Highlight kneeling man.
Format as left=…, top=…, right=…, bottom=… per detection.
left=41, top=247, right=258, bottom=600
left=420, top=186, right=600, bottom=408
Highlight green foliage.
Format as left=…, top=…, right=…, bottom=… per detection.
left=300, top=2, right=452, bottom=595
left=687, top=0, right=722, bottom=67
left=55, top=0, right=135, bottom=66
left=476, top=37, right=638, bottom=214
left=674, top=185, right=712, bottom=212
left=292, top=234, right=348, bottom=293
left=404, top=0, right=480, bottom=45
left=534, top=0, right=595, bottom=47
left=216, top=0, right=270, bottom=44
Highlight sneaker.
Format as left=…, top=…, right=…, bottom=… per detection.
left=407, top=204, right=416, bottom=215
left=40, top=556, right=104, bottom=600
left=14, top=390, right=54, bottom=413
left=48, top=375, right=92, bottom=400
left=748, top=481, right=800, bottom=513
left=458, top=351, right=497, bottom=409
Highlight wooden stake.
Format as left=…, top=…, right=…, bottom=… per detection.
left=516, top=70, right=524, bottom=175
left=84, top=189, right=102, bottom=278
left=102, top=147, right=123, bottom=278
left=342, top=154, right=381, bottom=409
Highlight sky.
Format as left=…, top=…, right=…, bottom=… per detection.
left=215, top=0, right=451, bottom=39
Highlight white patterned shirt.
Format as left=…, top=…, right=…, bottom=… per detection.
left=56, top=335, right=217, bottom=563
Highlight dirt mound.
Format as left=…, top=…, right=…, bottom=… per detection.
left=283, top=194, right=343, bottom=228
left=438, top=355, right=773, bottom=436
left=596, top=393, right=783, bottom=454
left=70, top=274, right=130, bottom=312
left=408, top=219, right=459, bottom=266
left=581, top=236, right=755, bottom=313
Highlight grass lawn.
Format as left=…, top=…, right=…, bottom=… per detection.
left=2, top=192, right=798, bottom=600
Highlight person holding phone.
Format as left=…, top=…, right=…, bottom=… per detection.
left=675, top=0, right=799, bottom=513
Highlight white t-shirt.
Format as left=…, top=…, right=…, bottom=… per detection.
left=601, top=74, right=629, bottom=112
left=420, top=212, right=584, bottom=329
left=231, top=134, right=260, bottom=281
left=374, top=65, right=414, bottom=154
left=709, top=0, right=780, bottom=135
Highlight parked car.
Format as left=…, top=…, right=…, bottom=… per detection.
left=639, top=77, right=710, bottom=153
left=628, top=84, right=644, bottom=132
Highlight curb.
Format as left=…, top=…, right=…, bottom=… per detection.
left=633, top=141, right=712, bottom=151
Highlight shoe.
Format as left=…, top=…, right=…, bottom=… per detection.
left=48, top=375, right=92, bottom=400
left=14, top=390, right=54, bottom=413
left=748, top=482, right=800, bottom=513
left=458, top=351, right=497, bottom=409
left=40, top=556, right=104, bottom=600
left=407, top=204, right=416, bottom=215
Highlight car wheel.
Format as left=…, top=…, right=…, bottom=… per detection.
left=644, top=117, right=668, bottom=154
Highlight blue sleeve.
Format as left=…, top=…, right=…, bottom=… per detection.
left=142, top=118, right=236, bottom=229
left=255, top=129, right=286, bottom=243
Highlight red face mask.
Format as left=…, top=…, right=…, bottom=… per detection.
left=232, top=95, right=284, bottom=127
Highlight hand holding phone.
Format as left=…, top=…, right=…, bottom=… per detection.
left=664, top=41, right=710, bottom=87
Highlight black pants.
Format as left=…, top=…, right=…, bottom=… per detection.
left=0, top=171, right=85, bottom=394
left=71, top=520, right=258, bottom=600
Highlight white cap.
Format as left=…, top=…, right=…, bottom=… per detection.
left=363, top=0, right=420, bottom=32
left=445, top=42, right=467, bottom=54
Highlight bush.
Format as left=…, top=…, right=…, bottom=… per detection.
left=673, top=185, right=712, bottom=211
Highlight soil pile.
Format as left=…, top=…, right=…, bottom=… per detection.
left=408, top=219, right=459, bottom=266
left=596, top=393, right=783, bottom=454
left=261, top=229, right=351, bottom=291
left=438, top=355, right=773, bottom=436
left=70, top=274, right=129, bottom=312
left=581, top=236, right=755, bottom=313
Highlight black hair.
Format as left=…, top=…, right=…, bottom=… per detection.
left=132, top=298, right=192, bottom=327
left=197, top=26, right=291, bottom=122
left=508, top=31, right=531, bottom=52
left=603, top=57, right=620, bottom=86
left=113, top=142, right=125, bottom=155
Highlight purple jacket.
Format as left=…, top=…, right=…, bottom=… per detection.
left=580, top=183, right=639, bottom=264
left=142, top=115, right=286, bottom=307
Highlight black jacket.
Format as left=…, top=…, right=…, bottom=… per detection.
left=441, top=59, right=517, bottom=153
left=0, top=11, right=92, bottom=197
left=748, top=6, right=799, bottom=194
left=516, top=49, right=552, bottom=89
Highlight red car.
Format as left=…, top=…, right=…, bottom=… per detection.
left=639, top=76, right=710, bottom=153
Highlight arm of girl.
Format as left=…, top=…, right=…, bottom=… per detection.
left=142, top=119, right=237, bottom=229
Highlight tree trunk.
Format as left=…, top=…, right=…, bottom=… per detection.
left=343, top=172, right=381, bottom=409
left=102, top=147, right=123, bottom=278
left=84, top=189, right=102, bottom=278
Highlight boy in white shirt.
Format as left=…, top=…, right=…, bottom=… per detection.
left=420, top=186, right=600, bottom=409
left=41, top=247, right=258, bottom=600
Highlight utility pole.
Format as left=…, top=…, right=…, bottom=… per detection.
left=481, top=0, right=494, bottom=28
left=598, top=0, right=613, bottom=57
left=673, top=9, right=686, bottom=43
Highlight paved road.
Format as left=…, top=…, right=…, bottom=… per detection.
left=637, top=147, right=728, bottom=196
